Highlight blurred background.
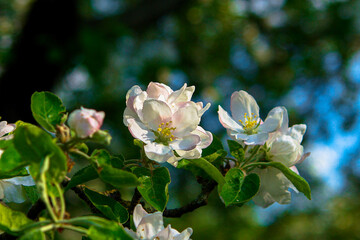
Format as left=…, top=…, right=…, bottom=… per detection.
left=1, top=0, right=360, bottom=239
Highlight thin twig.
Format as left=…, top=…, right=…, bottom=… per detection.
left=163, top=180, right=217, bottom=218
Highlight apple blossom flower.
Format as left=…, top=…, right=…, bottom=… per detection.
left=251, top=108, right=310, bottom=207
left=125, top=204, right=193, bottom=240
left=218, top=90, right=285, bottom=145
left=68, top=107, right=105, bottom=138
left=123, top=82, right=212, bottom=166
left=0, top=121, right=15, bottom=140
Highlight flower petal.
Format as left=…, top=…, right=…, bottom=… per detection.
left=174, top=227, right=193, bottom=240
left=144, top=142, right=173, bottom=163
left=125, top=85, right=144, bottom=117
left=192, top=126, right=213, bottom=149
left=4, top=175, right=35, bottom=186
left=147, top=82, right=172, bottom=99
left=133, top=204, right=150, bottom=228
left=252, top=167, right=292, bottom=208
left=244, top=132, right=269, bottom=145
left=133, top=91, right=148, bottom=121
left=170, top=134, right=200, bottom=151
left=172, top=102, right=200, bottom=137
left=127, top=119, right=155, bottom=144
left=123, top=107, right=139, bottom=127
left=279, top=107, right=289, bottom=133
left=288, top=124, right=307, bottom=143
left=155, top=225, right=173, bottom=240
left=166, top=155, right=182, bottom=167
left=124, top=228, right=138, bottom=239
left=1, top=181, right=27, bottom=203
left=218, top=106, right=243, bottom=132
left=126, top=85, right=142, bottom=105
left=197, top=102, right=211, bottom=117
left=228, top=130, right=249, bottom=141
left=176, top=149, right=201, bottom=160
left=137, top=211, right=164, bottom=239
left=142, top=99, right=172, bottom=131
left=168, top=84, right=195, bottom=104
left=269, top=135, right=299, bottom=167
left=296, top=151, right=311, bottom=165
left=0, top=122, right=15, bottom=137
left=258, top=106, right=284, bottom=133
left=230, top=91, right=260, bottom=122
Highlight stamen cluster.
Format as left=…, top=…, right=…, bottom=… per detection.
left=155, top=121, right=176, bottom=144
left=239, top=113, right=259, bottom=134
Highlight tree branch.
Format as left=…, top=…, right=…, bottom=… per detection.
left=129, top=188, right=142, bottom=215
left=163, top=179, right=217, bottom=218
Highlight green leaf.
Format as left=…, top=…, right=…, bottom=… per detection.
left=91, top=130, right=112, bottom=145
left=31, top=91, right=66, bottom=132
left=23, top=185, right=40, bottom=204
left=133, top=167, right=171, bottom=212
left=87, top=221, right=133, bottom=240
left=203, top=149, right=227, bottom=167
left=99, top=165, right=139, bottom=188
left=177, top=159, right=210, bottom=180
left=65, top=165, right=98, bottom=191
left=91, top=149, right=112, bottom=166
left=227, top=140, right=245, bottom=161
left=186, top=158, right=225, bottom=186
left=84, top=188, right=129, bottom=223
left=0, top=204, right=34, bottom=235
left=220, top=169, right=260, bottom=207
left=13, top=125, right=67, bottom=183
left=19, top=229, right=46, bottom=240
left=202, top=134, right=224, bottom=156
left=133, top=139, right=144, bottom=149
left=111, top=155, right=125, bottom=169
left=75, top=143, right=89, bottom=154
left=259, top=162, right=311, bottom=200
left=91, top=149, right=139, bottom=188
left=0, top=140, right=29, bottom=177
left=0, top=168, right=29, bottom=179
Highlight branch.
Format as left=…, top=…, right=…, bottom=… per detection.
left=163, top=179, right=217, bottom=218
left=129, top=188, right=142, bottom=215
left=27, top=199, right=46, bottom=220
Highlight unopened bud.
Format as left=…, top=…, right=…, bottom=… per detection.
left=68, top=107, right=105, bottom=138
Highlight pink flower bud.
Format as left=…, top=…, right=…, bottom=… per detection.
left=68, top=107, right=105, bottom=138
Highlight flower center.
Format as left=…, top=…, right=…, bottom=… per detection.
left=154, top=121, right=176, bottom=145
left=239, top=113, right=260, bottom=134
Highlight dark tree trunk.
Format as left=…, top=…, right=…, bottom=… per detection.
left=0, top=0, right=189, bottom=123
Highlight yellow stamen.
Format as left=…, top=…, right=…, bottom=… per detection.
left=239, top=112, right=259, bottom=132
left=155, top=121, right=176, bottom=144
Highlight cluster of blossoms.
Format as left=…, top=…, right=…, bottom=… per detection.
left=218, top=90, right=310, bottom=207
left=0, top=83, right=311, bottom=240
left=123, top=83, right=310, bottom=208
left=123, top=82, right=212, bottom=166
left=125, top=204, right=192, bottom=240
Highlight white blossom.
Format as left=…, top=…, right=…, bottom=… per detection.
left=125, top=204, right=192, bottom=240
left=252, top=108, right=310, bottom=207
left=218, top=90, right=285, bottom=145
left=123, top=82, right=212, bottom=166
left=0, top=121, right=15, bottom=140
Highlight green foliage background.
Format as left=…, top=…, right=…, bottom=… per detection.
left=1, top=0, right=360, bottom=239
